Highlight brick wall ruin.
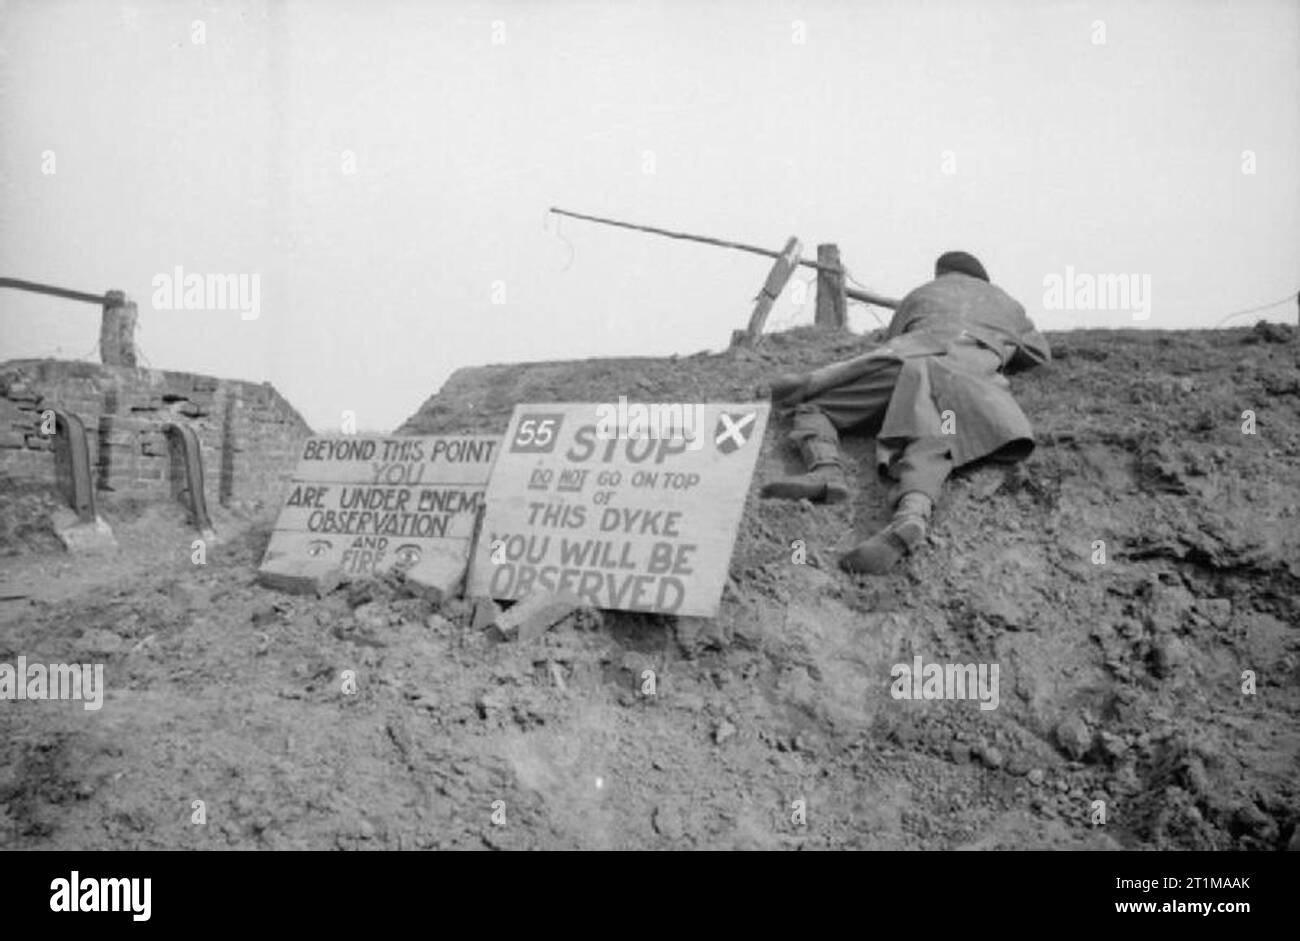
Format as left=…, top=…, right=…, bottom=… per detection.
left=0, top=359, right=312, bottom=512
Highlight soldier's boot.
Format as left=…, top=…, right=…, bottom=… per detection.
left=760, top=418, right=850, bottom=505
left=839, top=491, right=932, bottom=575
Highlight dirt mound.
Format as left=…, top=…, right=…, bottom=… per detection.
left=2, top=323, right=1297, bottom=849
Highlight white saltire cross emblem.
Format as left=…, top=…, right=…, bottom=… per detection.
left=714, top=411, right=756, bottom=454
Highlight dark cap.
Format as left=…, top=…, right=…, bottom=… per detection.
left=935, top=251, right=989, bottom=282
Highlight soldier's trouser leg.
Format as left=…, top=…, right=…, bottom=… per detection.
left=841, top=431, right=955, bottom=576
left=759, top=407, right=850, bottom=503
left=761, top=359, right=903, bottom=504
left=798, top=358, right=904, bottom=432
left=885, top=436, right=955, bottom=504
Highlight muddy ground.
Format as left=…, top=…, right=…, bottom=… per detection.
left=2, top=323, right=1297, bottom=850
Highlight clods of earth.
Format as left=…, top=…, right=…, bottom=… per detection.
left=1, top=322, right=1297, bottom=849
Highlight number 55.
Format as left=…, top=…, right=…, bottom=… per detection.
left=512, top=414, right=561, bottom=452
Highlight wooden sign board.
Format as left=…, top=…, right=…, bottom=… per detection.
left=258, top=435, right=500, bottom=593
left=468, top=403, right=770, bottom=617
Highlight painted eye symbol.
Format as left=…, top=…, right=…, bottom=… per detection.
left=307, top=539, right=333, bottom=558
left=394, top=544, right=422, bottom=568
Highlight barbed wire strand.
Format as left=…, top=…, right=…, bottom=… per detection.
left=134, top=317, right=153, bottom=369
left=845, top=266, right=1296, bottom=330
left=841, top=264, right=889, bottom=328
left=76, top=337, right=102, bottom=363
left=764, top=273, right=818, bottom=332
left=543, top=209, right=575, bottom=272
left=1214, top=291, right=1298, bottom=328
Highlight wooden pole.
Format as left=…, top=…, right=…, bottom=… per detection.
left=0, top=277, right=108, bottom=306
left=815, top=243, right=847, bottom=329
left=549, top=207, right=900, bottom=309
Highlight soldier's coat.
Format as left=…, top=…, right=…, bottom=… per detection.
left=872, top=272, right=1050, bottom=472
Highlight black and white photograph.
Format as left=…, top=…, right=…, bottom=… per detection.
left=0, top=0, right=1296, bottom=921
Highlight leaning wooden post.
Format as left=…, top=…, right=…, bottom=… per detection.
left=736, top=236, right=802, bottom=347
left=99, top=290, right=138, bottom=367
left=815, top=243, right=846, bottom=329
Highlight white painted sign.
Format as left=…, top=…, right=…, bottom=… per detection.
left=259, top=435, right=499, bottom=587
left=468, top=403, right=769, bottom=617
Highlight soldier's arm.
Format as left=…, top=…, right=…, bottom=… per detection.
left=885, top=286, right=922, bottom=339
left=884, top=308, right=907, bottom=340
left=1007, top=311, right=1052, bottom=371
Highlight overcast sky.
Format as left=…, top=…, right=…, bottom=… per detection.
left=2, top=0, right=1297, bottom=432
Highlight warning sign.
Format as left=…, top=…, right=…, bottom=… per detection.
left=259, top=435, right=499, bottom=592
left=468, top=403, right=770, bottom=617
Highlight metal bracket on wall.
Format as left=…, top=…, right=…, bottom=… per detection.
left=163, top=422, right=216, bottom=540
left=51, top=409, right=98, bottom=523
